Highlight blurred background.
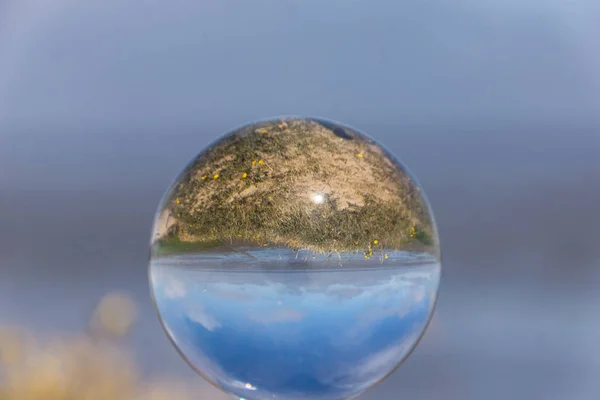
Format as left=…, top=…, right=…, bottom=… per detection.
left=1, top=0, right=599, bottom=399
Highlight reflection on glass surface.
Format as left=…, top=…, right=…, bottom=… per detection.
left=149, top=117, right=441, bottom=400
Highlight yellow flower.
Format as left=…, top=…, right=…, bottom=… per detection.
left=252, top=160, right=257, bottom=165
left=258, top=159, right=264, bottom=165
left=201, top=175, right=207, bottom=180
left=278, top=124, right=286, bottom=129
left=263, top=243, right=268, bottom=247
left=354, top=240, right=358, bottom=245
left=373, top=239, right=379, bottom=245
left=357, top=153, right=364, bottom=159
left=213, top=174, right=219, bottom=180
left=175, top=198, right=180, bottom=204
left=242, top=172, right=248, bottom=179
left=384, top=253, right=389, bottom=259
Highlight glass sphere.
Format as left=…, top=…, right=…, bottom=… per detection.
left=149, top=117, right=441, bottom=400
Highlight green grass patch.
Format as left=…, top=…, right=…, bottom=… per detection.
left=152, top=236, right=223, bottom=257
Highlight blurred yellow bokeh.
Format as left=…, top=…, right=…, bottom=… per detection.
left=0, top=293, right=193, bottom=400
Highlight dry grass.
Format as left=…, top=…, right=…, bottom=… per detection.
left=152, top=118, right=436, bottom=255
left=0, top=293, right=194, bottom=400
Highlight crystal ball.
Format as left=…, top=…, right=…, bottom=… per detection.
left=149, top=117, right=441, bottom=400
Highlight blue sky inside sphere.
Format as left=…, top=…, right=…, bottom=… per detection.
left=151, top=256, right=440, bottom=399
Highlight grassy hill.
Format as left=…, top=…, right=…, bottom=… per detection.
left=152, top=118, right=436, bottom=257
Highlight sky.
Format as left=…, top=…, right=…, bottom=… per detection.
left=1, top=1, right=599, bottom=399
left=151, top=262, right=439, bottom=399
left=1, top=0, right=599, bottom=129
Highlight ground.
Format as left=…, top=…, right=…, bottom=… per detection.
left=152, top=118, right=436, bottom=257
